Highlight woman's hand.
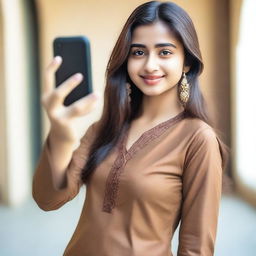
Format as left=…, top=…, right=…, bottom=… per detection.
left=41, top=56, right=99, bottom=142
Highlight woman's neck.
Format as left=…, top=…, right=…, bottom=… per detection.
left=139, top=89, right=184, bottom=123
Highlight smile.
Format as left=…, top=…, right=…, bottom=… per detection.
left=140, top=75, right=165, bottom=85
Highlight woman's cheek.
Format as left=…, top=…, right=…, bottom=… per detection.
left=165, top=59, right=183, bottom=75
left=127, top=60, right=140, bottom=79
left=127, top=59, right=134, bottom=77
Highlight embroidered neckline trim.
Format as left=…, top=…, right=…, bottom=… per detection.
left=102, top=110, right=186, bottom=213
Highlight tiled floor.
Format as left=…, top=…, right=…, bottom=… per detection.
left=0, top=189, right=255, bottom=256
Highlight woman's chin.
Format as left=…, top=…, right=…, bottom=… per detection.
left=142, top=90, right=163, bottom=97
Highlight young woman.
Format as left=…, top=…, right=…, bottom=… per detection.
left=33, top=1, right=229, bottom=255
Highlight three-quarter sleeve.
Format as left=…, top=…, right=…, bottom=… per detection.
left=177, top=128, right=223, bottom=256
left=32, top=122, right=96, bottom=211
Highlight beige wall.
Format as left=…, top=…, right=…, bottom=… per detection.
left=35, top=0, right=230, bottom=150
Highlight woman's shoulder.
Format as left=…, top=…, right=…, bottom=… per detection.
left=181, top=117, right=222, bottom=169
left=180, top=116, right=217, bottom=140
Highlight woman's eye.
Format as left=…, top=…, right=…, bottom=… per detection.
left=130, top=49, right=172, bottom=57
left=132, top=50, right=144, bottom=56
left=160, top=50, right=172, bottom=56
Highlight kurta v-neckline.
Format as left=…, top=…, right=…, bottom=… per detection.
left=123, top=110, right=186, bottom=154
left=102, top=110, right=186, bottom=213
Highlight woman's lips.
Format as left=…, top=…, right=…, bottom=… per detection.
left=141, top=75, right=164, bottom=85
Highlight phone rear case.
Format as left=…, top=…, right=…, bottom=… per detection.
left=53, top=36, right=92, bottom=106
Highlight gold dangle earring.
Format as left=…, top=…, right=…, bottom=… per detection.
left=178, top=72, right=190, bottom=106
left=126, top=83, right=132, bottom=103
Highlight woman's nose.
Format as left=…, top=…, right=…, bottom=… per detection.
left=144, top=53, right=159, bottom=73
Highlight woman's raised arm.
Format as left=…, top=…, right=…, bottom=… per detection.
left=32, top=123, right=96, bottom=211
left=32, top=56, right=99, bottom=211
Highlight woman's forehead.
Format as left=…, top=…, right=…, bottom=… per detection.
left=131, top=21, right=182, bottom=48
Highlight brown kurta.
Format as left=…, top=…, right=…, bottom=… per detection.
left=32, top=111, right=223, bottom=256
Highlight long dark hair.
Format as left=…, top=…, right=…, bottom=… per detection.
left=81, top=1, right=229, bottom=184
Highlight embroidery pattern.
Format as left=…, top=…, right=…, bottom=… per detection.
left=102, top=138, right=126, bottom=213
left=102, top=111, right=186, bottom=213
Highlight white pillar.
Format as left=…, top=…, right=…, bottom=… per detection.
left=234, top=0, right=256, bottom=201
left=0, top=0, right=31, bottom=206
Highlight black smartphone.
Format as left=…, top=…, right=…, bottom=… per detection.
left=53, top=36, right=93, bottom=106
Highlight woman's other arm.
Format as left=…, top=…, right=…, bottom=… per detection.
left=177, top=128, right=223, bottom=256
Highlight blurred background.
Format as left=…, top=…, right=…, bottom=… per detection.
left=0, top=0, right=255, bottom=255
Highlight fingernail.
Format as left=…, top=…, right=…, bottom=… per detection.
left=74, top=73, right=83, bottom=80
left=54, top=56, right=62, bottom=64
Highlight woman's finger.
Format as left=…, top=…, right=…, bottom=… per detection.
left=43, top=56, right=63, bottom=95
left=48, top=73, right=84, bottom=109
left=65, top=93, right=99, bottom=119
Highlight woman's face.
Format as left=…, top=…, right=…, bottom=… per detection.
left=127, top=21, right=189, bottom=96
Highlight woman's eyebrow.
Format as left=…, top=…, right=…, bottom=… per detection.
left=130, top=43, right=177, bottom=48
